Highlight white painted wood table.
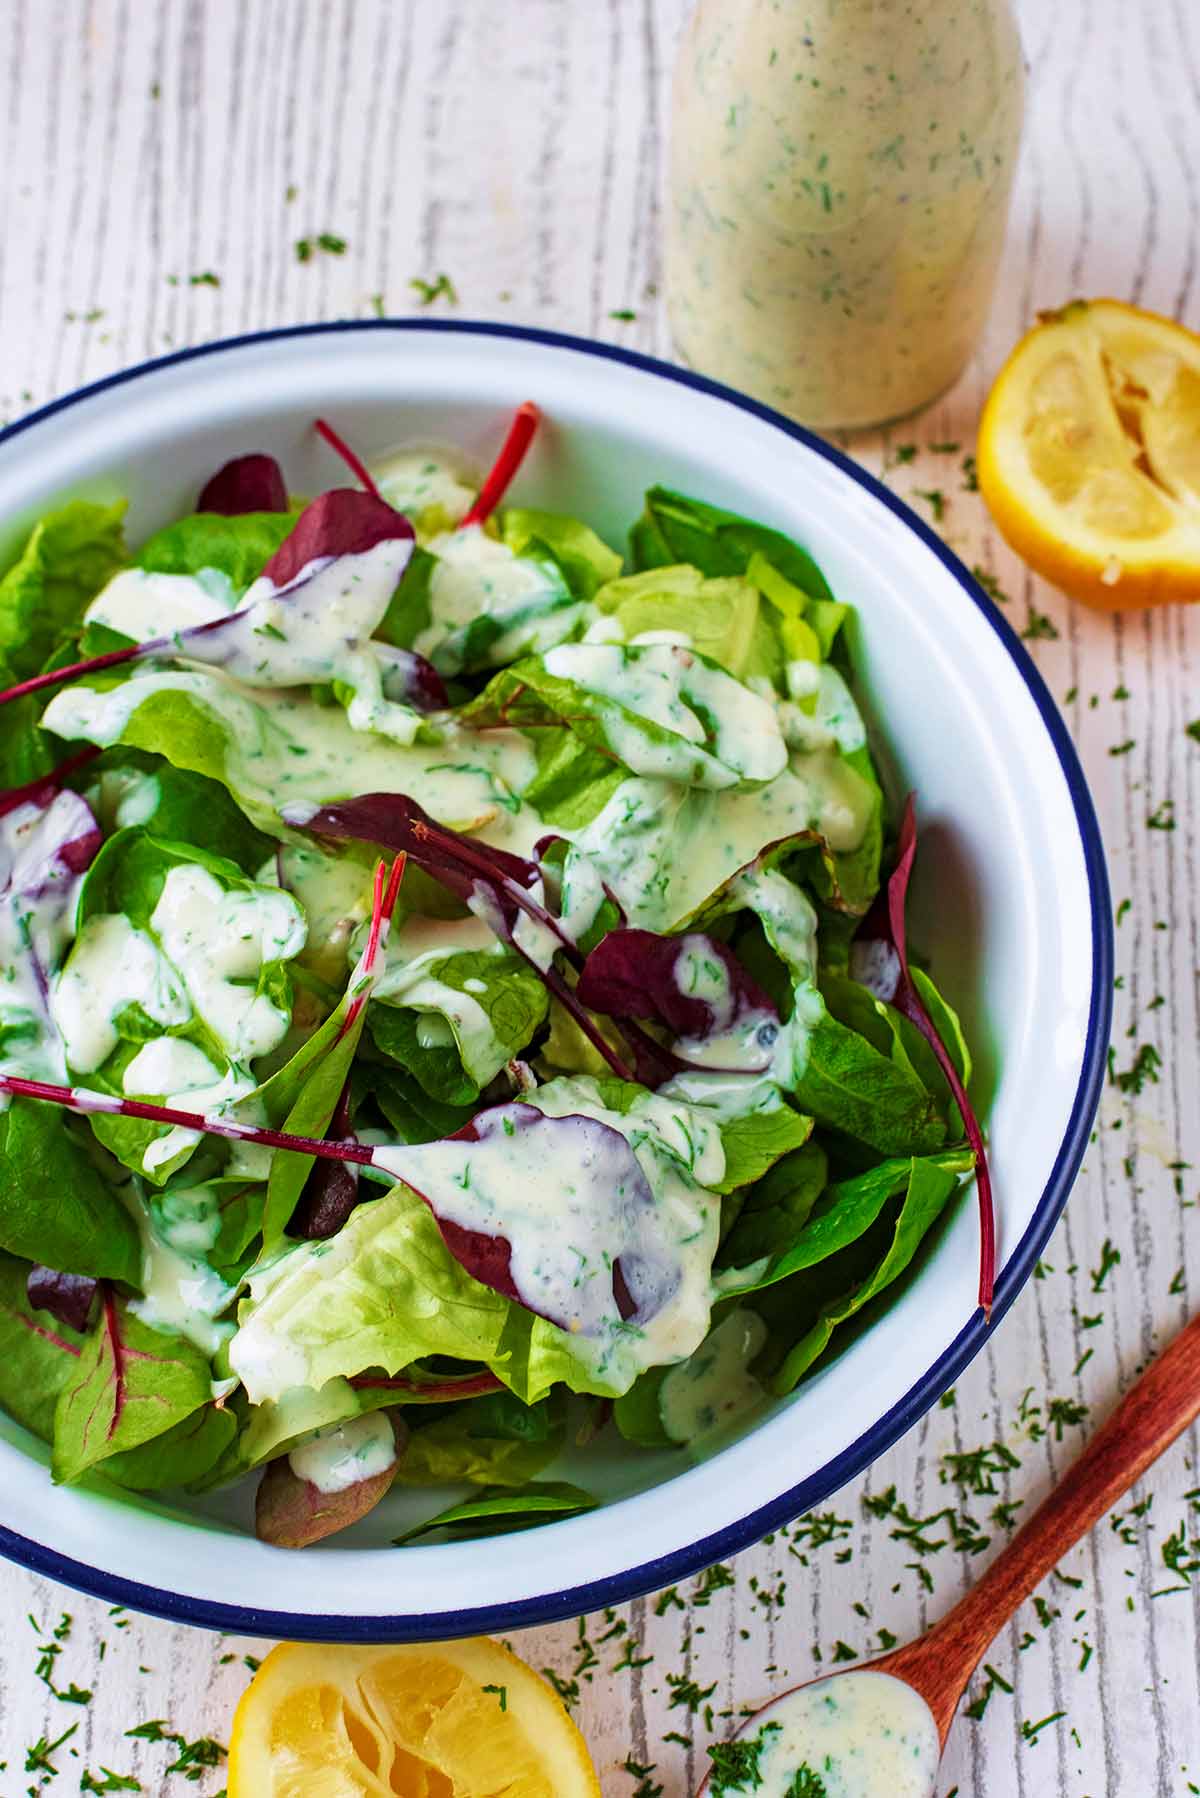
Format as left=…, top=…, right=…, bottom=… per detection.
left=1, top=2, right=1198, bottom=1792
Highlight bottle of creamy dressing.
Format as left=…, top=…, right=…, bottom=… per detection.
left=667, top=0, right=1025, bottom=429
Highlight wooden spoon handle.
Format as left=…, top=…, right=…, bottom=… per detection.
left=879, top=1309, right=1200, bottom=1740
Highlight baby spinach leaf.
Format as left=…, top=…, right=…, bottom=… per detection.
left=768, top=1154, right=966, bottom=1391
left=519, top=726, right=627, bottom=829
left=790, top=1008, right=945, bottom=1155
left=612, top=1364, right=676, bottom=1449
left=103, top=1401, right=237, bottom=1492
left=0, top=1251, right=88, bottom=1441
left=0, top=1100, right=142, bottom=1284
left=718, top=1140, right=829, bottom=1268
left=135, top=509, right=298, bottom=594
left=85, top=749, right=273, bottom=874
left=392, top=1479, right=597, bottom=1545
left=367, top=1004, right=480, bottom=1107
left=262, top=1016, right=366, bottom=1248
left=52, top=1294, right=214, bottom=1483
left=630, top=486, right=832, bottom=602
left=0, top=501, right=127, bottom=686
left=373, top=945, right=548, bottom=1090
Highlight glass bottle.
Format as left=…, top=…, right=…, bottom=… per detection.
left=667, top=0, right=1025, bottom=431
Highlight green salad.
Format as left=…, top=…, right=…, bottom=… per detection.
left=0, top=409, right=989, bottom=1547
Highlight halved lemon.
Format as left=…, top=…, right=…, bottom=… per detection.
left=978, top=298, right=1200, bottom=609
left=227, top=1636, right=601, bottom=1797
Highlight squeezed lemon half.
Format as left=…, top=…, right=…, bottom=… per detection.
left=227, top=1636, right=602, bottom=1797
left=978, top=298, right=1200, bottom=609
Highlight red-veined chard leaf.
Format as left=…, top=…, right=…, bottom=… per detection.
left=852, top=794, right=994, bottom=1316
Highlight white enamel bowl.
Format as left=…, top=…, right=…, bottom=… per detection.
left=0, top=323, right=1111, bottom=1639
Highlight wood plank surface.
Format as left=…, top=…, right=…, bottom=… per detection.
left=0, top=2, right=1197, bottom=1792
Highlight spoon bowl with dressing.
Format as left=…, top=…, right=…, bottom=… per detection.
left=700, top=1307, right=1200, bottom=1795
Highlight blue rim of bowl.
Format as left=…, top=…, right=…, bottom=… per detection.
left=0, top=319, right=1113, bottom=1641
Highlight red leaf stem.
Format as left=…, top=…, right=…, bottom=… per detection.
left=0, top=745, right=102, bottom=818
left=314, top=418, right=383, bottom=501
left=460, top=402, right=541, bottom=527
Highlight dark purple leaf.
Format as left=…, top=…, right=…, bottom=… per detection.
left=197, top=453, right=288, bottom=515
left=577, top=927, right=777, bottom=1040
left=854, top=794, right=995, bottom=1317
left=255, top=1414, right=406, bottom=1548
left=373, top=642, right=449, bottom=713
left=27, top=1266, right=100, bottom=1333
left=260, top=487, right=413, bottom=589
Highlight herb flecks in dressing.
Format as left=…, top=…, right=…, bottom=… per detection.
left=667, top=0, right=1025, bottom=428
left=717, top=1672, right=939, bottom=1797
left=288, top=1411, right=398, bottom=1494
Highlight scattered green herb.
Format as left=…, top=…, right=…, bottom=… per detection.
left=913, top=488, right=946, bottom=522
left=1110, top=1043, right=1162, bottom=1095
left=1109, top=738, right=1136, bottom=755
left=706, top=1721, right=782, bottom=1794
left=482, top=1683, right=508, bottom=1711
left=410, top=272, right=459, bottom=306
left=609, top=309, right=637, bottom=321
left=970, top=564, right=1010, bottom=605
left=1147, top=800, right=1176, bottom=830
left=1021, top=605, right=1060, bottom=641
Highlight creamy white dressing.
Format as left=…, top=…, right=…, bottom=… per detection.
left=129, top=1181, right=236, bottom=1357
left=0, top=792, right=98, bottom=1085
left=42, top=669, right=543, bottom=854
left=419, top=525, right=579, bottom=674
left=363, top=1076, right=725, bottom=1388
left=266, top=842, right=376, bottom=984
left=150, top=864, right=305, bottom=1062
left=52, top=913, right=191, bottom=1073
left=373, top=448, right=477, bottom=531
left=558, top=750, right=871, bottom=938
left=716, top=1673, right=939, bottom=1798
left=287, top=1411, right=397, bottom=1494
left=543, top=641, right=787, bottom=790
left=371, top=912, right=508, bottom=1085
left=659, top=1306, right=768, bottom=1448
left=85, top=566, right=237, bottom=641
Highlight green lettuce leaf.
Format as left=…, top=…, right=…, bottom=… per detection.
left=501, top=508, right=622, bottom=600
left=790, top=1008, right=946, bottom=1155
left=0, top=1100, right=143, bottom=1284
left=392, top=1479, right=597, bottom=1546
left=713, top=1103, right=814, bottom=1195
left=52, top=1296, right=214, bottom=1483
left=367, top=1006, right=479, bottom=1107
left=518, top=727, right=627, bottom=829
left=395, top=1388, right=566, bottom=1489
left=0, top=501, right=126, bottom=685
left=229, top=1180, right=658, bottom=1408
left=135, top=508, right=298, bottom=593
left=0, top=1252, right=88, bottom=1441
left=464, top=644, right=784, bottom=792
left=717, top=1140, right=829, bottom=1269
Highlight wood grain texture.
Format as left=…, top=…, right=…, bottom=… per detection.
left=0, top=2, right=1198, bottom=1793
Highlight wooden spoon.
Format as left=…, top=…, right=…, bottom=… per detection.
left=700, top=1308, right=1200, bottom=1791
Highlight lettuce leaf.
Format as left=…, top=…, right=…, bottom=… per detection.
left=501, top=508, right=622, bottom=600
left=229, top=1179, right=662, bottom=1407
left=135, top=508, right=299, bottom=593
left=593, top=565, right=763, bottom=674
left=370, top=946, right=548, bottom=1094
left=0, top=1100, right=143, bottom=1284
left=0, top=501, right=127, bottom=685
left=83, top=748, right=273, bottom=875
left=395, top=1388, right=566, bottom=1488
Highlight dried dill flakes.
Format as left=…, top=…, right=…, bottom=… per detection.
left=1147, top=798, right=1176, bottom=830
left=1090, top=1238, right=1122, bottom=1291
left=1109, top=1042, right=1161, bottom=1095
left=622, top=1755, right=664, bottom=1798
left=609, top=308, right=638, bottom=321
left=1021, top=1710, right=1067, bottom=1746
left=1046, top=1396, right=1089, bottom=1440
left=1021, top=603, right=1060, bottom=641
left=971, top=564, right=1010, bottom=605
left=25, top=1722, right=79, bottom=1774
left=912, top=487, right=946, bottom=521
left=1108, top=738, right=1136, bottom=755
left=960, top=452, right=980, bottom=490
left=124, top=1720, right=227, bottom=1782
left=481, top=1682, right=508, bottom=1711
left=295, top=232, right=348, bottom=263
left=410, top=272, right=459, bottom=306
left=692, top=1562, right=736, bottom=1604
left=940, top=1440, right=1021, bottom=1495
left=1115, top=896, right=1132, bottom=925
left=539, top=1665, right=579, bottom=1708
left=1187, top=719, right=1200, bottom=743
left=81, top=1772, right=141, bottom=1793
left=884, top=443, right=917, bottom=470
